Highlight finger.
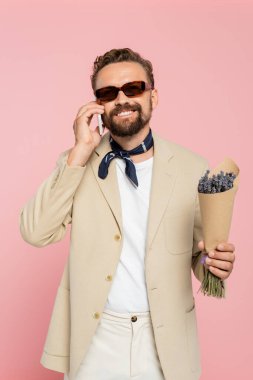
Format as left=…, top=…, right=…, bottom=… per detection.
left=76, top=103, right=104, bottom=118
left=205, top=257, right=233, bottom=271
left=208, top=266, right=230, bottom=280
left=198, top=240, right=205, bottom=251
left=216, top=242, right=235, bottom=252
left=76, top=107, right=104, bottom=122
left=208, top=250, right=235, bottom=263
left=74, top=109, right=104, bottom=130
left=76, top=107, right=104, bottom=121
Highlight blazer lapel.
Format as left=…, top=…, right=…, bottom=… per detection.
left=90, top=133, right=123, bottom=234
left=145, top=132, right=176, bottom=252
left=90, top=131, right=176, bottom=249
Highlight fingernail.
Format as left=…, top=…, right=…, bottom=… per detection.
left=209, top=251, right=215, bottom=257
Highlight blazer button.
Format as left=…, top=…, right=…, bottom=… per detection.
left=93, top=312, right=100, bottom=319
left=114, top=234, right=121, bottom=241
left=106, top=275, right=113, bottom=281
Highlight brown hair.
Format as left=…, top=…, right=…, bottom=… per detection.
left=90, top=48, right=155, bottom=93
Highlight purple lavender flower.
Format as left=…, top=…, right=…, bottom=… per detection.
left=198, top=170, right=236, bottom=194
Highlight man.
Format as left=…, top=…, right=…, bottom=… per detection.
left=19, top=48, right=235, bottom=380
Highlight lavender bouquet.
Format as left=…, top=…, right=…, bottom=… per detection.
left=197, top=158, right=240, bottom=298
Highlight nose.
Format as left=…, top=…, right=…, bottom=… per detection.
left=114, top=90, right=129, bottom=104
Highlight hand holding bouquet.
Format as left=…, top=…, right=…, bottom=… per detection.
left=197, top=157, right=240, bottom=298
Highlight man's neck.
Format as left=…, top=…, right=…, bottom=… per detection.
left=110, top=125, right=154, bottom=163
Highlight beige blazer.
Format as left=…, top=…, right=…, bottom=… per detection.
left=19, top=130, right=219, bottom=380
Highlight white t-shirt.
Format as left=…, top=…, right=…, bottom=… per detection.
left=104, top=156, right=154, bottom=313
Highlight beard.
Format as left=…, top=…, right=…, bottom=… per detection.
left=101, top=98, right=152, bottom=137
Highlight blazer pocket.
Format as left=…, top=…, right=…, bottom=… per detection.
left=185, top=305, right=201, bottom=372
left=164, top=211, right=194, bottom=255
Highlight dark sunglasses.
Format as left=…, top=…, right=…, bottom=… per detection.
left=95, top=81, right=153, bottom=102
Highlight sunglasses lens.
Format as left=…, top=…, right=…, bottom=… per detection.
left=95, top=87, right=118, bottom=102
left=123, top=81, right=145, bottom=97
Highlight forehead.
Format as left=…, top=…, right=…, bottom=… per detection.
left=95, top=61, right=148, bottom=89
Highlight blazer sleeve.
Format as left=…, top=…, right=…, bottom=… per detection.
left=191, top=161, right=227, bottom=293
left=19, top=149, right=86, bottom=247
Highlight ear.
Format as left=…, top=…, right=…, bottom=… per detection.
left=151, top=88, right=158, bottom=110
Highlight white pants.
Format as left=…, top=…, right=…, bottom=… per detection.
left=64, top=308, right=165, bottom=380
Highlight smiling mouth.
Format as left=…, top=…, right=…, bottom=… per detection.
left=115, top=110, right=137, bottom=117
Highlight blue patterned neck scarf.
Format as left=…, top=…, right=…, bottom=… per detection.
left=98, top=128, right=154, bottom=187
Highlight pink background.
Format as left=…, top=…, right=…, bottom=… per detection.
left=1, top=0, right=252, bottom=379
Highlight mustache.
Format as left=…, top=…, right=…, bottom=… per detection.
left=111, top=104, right=141, bottom=116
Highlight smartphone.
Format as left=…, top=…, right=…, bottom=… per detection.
left=97, top=114, right=105, bottom=136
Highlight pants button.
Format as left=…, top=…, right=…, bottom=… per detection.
left=131, top=315, right=137, bottom=322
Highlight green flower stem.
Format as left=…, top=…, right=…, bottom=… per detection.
left=197, top=267, right=225, bottom=298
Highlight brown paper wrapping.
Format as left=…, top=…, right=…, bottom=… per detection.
left=198, top=157, right=240, bottom=253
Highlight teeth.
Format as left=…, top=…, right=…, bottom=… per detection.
left=117, top=111, right=134, bottom=116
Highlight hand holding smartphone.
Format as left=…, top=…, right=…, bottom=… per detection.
left=69, top=101, right=105, bottom=166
